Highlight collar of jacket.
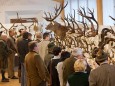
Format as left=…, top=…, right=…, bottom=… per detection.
left=30, top=51, right=38, bottom=54
left=53, top=55, right=60, bottom=59
left=100, top=61, right=108, bottom=65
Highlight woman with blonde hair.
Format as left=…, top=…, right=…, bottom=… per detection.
left=67, top=59, right=89, bottom=86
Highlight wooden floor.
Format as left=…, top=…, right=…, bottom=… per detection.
left=0, top=72, right=20, bottom=86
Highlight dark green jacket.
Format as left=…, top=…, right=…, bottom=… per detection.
left=68, top=72, right=89, bottom=86
left=0, top=39, right=9, bottom=59
left=44, top=53, right=54, bottom=68
left=0, top=39, right=9, bottom=69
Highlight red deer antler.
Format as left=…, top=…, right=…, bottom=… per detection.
left=109, top=16, right=115, bottom=21
left=43, top=2, right=69, bottom=40
left=68, top=10, right=84, bottom=36
left=43, top=2, right=68, bottom=21
left=78, top=8, right=99, bottom=37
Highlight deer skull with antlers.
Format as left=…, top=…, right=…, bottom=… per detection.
left=43, top=2, right=69, bottom=40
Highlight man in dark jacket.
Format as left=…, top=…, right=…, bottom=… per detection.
left=0, top=34, right=9, bottom=82
left=17, top=32, right=32, bottom=86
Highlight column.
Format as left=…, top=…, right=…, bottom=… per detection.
left=97, top=0, right=103, bottom=25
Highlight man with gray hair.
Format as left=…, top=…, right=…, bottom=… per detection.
left=63, top=48, right=91, bottom=86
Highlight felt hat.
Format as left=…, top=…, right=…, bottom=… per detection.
left=95, top=49, right=108, bottom=62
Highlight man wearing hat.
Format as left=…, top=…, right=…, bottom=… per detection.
left=89, top=49, right=115, bottom=86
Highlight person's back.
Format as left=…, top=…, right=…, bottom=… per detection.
left=44, top=42, right=55, bottom=68
left=67, top=59, right=89, bottom=86
left=0, top=35, right=9, bottom=82
left=89, top=64, right=115, bottom=86
left=0, top=39, right=8, bottom=59
left=89, top=48, right=115, bottom=86
left=44, top=53, right=54, bottom=68
left=25, top=52, right=46, bottom=85
left=57, top=51, right=71, bottom=86
left=63, top=56, right=76, bottom=86
left=68, top=72, right=89, bottom=86
left=25, top=41, right=50, bottom=86
left=48, top=46, right=62, bottom=86
left=39, top=40, right=50, bottom=60
left=17, top=32, right=31, bottom=63
left=38, top=32, right=50, bottom=61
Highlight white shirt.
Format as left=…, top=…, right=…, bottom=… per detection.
left=57, top=62, right=64, bottom=86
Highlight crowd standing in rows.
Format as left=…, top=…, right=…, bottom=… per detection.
left=0, top=28, right=115, bottom=86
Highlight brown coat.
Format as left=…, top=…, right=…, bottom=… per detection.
left=63, top=56, right=76, bottom=86
left=89, top=63, right=115, bottom=86
left=25, top=51, right=50, bottom=86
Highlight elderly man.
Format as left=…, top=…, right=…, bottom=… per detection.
left=89, top=49, right=115, bottom=86
left=25, top=41, right=50, bottom=86
left=0, top=34, right=9, bottom=82
left=35, top=32, right=42, bottom=43
left=63, top=48, right=91, bottom=86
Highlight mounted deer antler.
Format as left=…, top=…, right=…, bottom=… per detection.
left=0, top=23, right=8, bottom=33
left=78, top=7, right=99, bottom=37
left=43, top=2, right=69, bottom=40
left=100, top=37, right=115, bottom=49
left=98, top=28, right=115, bottom=47
left=109, top=16, right=115, bottom=21
left=43, top=2, right=68, bottom=21
left=66, top=10, right=84, bottom=37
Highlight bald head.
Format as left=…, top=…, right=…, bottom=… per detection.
left=35, top=32, right=42, bottom=39
left=0, top=34, right=7, bottom=41
left=9, top=29, right=16, bottom=36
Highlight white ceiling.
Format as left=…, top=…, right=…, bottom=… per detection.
left=0, top=0, right=54, bottom=6
left=0, top=0, right=59, bottom=23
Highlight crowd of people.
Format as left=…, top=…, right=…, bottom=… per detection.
left=0, top=28, right=115, bottom=86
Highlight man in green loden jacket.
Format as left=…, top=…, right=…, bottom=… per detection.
left=0, top=34, right=10, bottom=82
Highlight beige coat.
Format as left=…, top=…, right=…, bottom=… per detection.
left=38, top=40, right=50, bottom=61
left=25, top=51, right=50, bottom=86
left=89, top=63, right=115, bottom=86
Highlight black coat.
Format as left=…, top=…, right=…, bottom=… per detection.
left=48, top=58, right=60, bottom=86
left=17, top=38, right=31, bottom=63
left=68, top=72, right=89, bottom=86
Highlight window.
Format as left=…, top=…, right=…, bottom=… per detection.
left=64, top=0, right=115, bottom=25
left=103, top=0, right=115, bottom=25
left=64, top=0, right=97, bottom=24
